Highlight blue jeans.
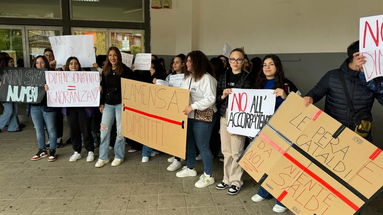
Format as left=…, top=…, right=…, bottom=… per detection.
left=99, top=104, right=125, bottom=160
left=142, top=145, right=153, bottom=157
left=0, top=103, right=19, bottom=131
left=186, top=118, right=214, bottom=175
left=257, top=186, right=285, bottom=207
left=30, top=105, right=57, bottom=150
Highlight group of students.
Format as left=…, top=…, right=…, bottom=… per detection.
left=1, top=40, right=383, bottom=214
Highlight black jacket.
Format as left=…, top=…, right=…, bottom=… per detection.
left=307, top=60, right=383, bottom=130
left=216, top=69, right=250, bottom=116
left=101, top=64, right=133, bottom=105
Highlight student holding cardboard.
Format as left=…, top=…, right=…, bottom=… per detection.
left=176, top=50, right=217, bottom=188
left=250, top=54, right=299, bottom=213
left=215, top=48, right=250, bottom=195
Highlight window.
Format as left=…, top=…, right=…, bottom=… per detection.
left=0, top=0, right=61, bottom=19
left=71, top=0, right=144, bottom=22
left=0, top=27, right=24, bottom=67
left=110, top=30, right=144, bottom=55
left=72, top=29, right=107, bottom=55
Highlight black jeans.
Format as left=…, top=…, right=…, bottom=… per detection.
left=68, top=108, right=94, bottom=153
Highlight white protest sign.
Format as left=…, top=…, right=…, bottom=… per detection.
left=168, top=74, right=184, bottom=88
left=227, top=89, right=276, bottom=137
left=49, top=35, right=96, bottom=68
left=155, top=79, right=169, bottom=86
left=134, top=53, right=152, bottom=70
left=45, top=71, right=100, bottom=107
left=359, top=15, right=383, bottom=81
left=223, top=42, right=232, bottom=58
left=121, top=52, right=134, bottom=68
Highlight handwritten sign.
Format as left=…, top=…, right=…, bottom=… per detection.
left=133, top=53, right=152, bottom=70
left=121, top=52, right=134, bottom=68
left=239, top=93, right=383, bottom=215
left=168, top=74, right=184, bottom=88
left=121, top=79, right=189, bottom=159
left=359, top=15, right=383, bottom=81
left=227, top=89, right=275, bottom=137
left=0, top=68, right=45, bottom=103
left=45, top=71, right=100, bottom=107
left=49, top=35, right=96, bottom=68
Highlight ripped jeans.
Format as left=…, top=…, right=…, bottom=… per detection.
left=99, top=104, right=125, bottom=160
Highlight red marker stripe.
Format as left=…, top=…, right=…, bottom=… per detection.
left=277, top=191, right=288, bottom=202
left=312, top=110, right=323, bottom=121
left=259, top=133, right=360, bottom=211
left=369, top=148, right=382, bottom=160
left=68, top=86, right=76, bottom=87
left=68, top=89, right=76, bottom=91
left=123, top=106, right=182, bottom=126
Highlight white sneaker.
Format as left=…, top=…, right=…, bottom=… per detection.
left=194, top=173, right=215, bottom=188
left=167, top=156, right=175, bottom=163
left=195, top=154, right=202, bottom=161
left=251, top=194, right=265, bottom=202
left=128, top=149, right=137, bottom=153
left=69, top=151, right=81, bottom=162
left=142, top=156, right=149, bottom=163
left=272, top=204, right=287, bottom=213
left=86, top=151, right=95, bottom=162
left=176, top=167, right=197, bottom=178
left=151, top=151, right=159, bottom=157
left=95, top=159, right=109, bottom=168
left=167, top=160, right=182, bottom=171
left=111, top=158, right=123, bottom=167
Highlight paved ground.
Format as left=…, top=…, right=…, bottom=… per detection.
left=0, top=117, right=382, bottom=215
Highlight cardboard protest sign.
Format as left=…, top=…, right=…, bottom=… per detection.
left=133, top=53, right=152, bottom=70
left=45, top=71, right=100, bottom=107
left=121, top=52, right=133, bottom=68
left=168, top=74, right=184, bottom=88
left=0, top=68, right=45, bottom=103
left=359, top=15, right=383, bottom=81
left=239, top=93, right=383, bottom=215
left=121, top=79, right=189, bottom=159
left=49, top=35, right=96, bottom=68
left=227, top=89, right=275, bottom=137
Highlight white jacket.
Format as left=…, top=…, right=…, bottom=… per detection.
left=181, top=73, right=217, bottom=118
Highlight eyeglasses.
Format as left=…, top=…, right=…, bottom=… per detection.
left=229, top=58, right=244, bottom=63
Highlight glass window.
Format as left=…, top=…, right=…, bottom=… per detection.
left=72, top=29, right=107, bottom=55
left=71, top=0, right=144, bottom=22
left=0, top=0, right=61, bottom=19
left=0, top=28, right=24, bottom=67
left=110, top=30, right=144, bottom=55
left=27, top=29, right=62, bottom=58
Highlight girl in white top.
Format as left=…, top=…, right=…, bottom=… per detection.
left=175, top=50, right=217, bottom=189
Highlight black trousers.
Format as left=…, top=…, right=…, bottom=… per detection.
left=68, top=108, right=94, bottom=153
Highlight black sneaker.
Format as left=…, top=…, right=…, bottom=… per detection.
left=31, top=149, right=48, bottom=161
left=227, top=185, right=241, bottom=195
left=48, top=150, right=57, bottom=162
left=216, top=182, right=230, bottom=190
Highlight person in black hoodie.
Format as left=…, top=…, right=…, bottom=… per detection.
left=95, top=47, right=133, bottom=168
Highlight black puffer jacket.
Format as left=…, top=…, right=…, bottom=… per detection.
left=216, top=69, right=250, bottom=116
left=307, top=60, right=383, bottom=130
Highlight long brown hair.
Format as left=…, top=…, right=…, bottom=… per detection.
left=103, top=47, right=124, bottom=76
left=254, top=54, right=285, bottom=89
left=185, top=50, right=212, bottom=81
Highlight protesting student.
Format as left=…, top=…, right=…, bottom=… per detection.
left=95, top=47, right=134, bottom=168
left=165, top=54, right=186, bottom=171
left=215, top=48, right=250, bottom=195
left=250, top=54, right=298, bottom=213
left=0, top=56, right=21, bottom=132
left=63, top=57, right=97, bottom=162
left=175, top=50, right=217, bottom=188
left=29, top=55, right=57, bottom=161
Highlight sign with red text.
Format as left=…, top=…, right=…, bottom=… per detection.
left=360, top=15, right=383, bottom=81
left=239, top=93, right=383, bottom=215
left=45, top=71, right=100, bottom=107
left=227, top=89, right=275, bottom=137
left=121, top=79, right=189, bottom=159
left=133, top=53, right=152, bottom=70
left=49, top=35, right=96, bottom=68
